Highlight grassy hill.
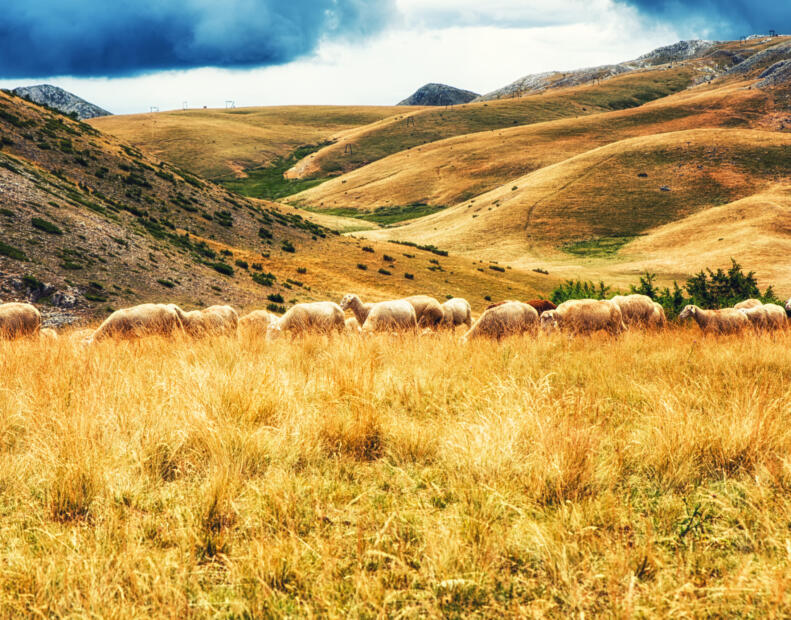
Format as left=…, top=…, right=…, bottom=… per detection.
left=0, top=91, right=552, bottom=321
left=283, top=67, right=697, bottom=182
left=89, top=105, right=413, bottom=180
left=358, top=129, right=791, bottom=293
left=287, top=82, right=775, bottom=213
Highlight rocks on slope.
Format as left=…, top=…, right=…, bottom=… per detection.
left=12, top=84, right=112, bottom=119
left=398, top=83, right=479, bottom=106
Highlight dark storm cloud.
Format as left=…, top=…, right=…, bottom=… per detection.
left=620, top=1, right=791, bottom=37
left=0, top=0, right=396, bottom=78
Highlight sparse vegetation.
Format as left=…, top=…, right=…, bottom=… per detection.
left=31, top=217, right=63, bottom=235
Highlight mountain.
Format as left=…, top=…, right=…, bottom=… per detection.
left=398, top=83, right=479, bottom=106
left=12, top=84, right=112, bottom=120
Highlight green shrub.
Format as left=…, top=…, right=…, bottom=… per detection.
left=362, top=246, right=375, bottom=253
left=266, top=303, right=286, bottom=314
left=297, top=267, right=307, bottom=274
left=208, top=262, right=234, bottom=276
left=157, top=279, right=175, bottom=288
left=281, top=240, right=296, bottom=253
left=551, top=279, right=611, bottom=305
left=378, top=268, right=392, bottom=276
left=489, top=265, right=505, bottom=273
left=267, top=293, right=285, bottom=303
left=258, top=227, right=273, bottom=240
left=404, top=273, right=414, bottom=280
left=0, top=241, right=26, bottom=261
left=234, top=259, right=248, bottom=269
left=32, top=217, right=63, bottom=235
left=252, top=272, right=276, bottom=287
left=357, top=263, right=368, bottom=271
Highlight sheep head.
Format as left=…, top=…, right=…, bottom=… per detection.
left=678, top=305, right=697, bottom=320
left=340, top=294, right=358, bottom=311
left=540, top=310, right=559, bottom=332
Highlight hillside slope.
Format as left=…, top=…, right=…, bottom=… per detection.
left=0, top=92, right=551, bottom=322
left=287, top=82, right=777, bottom=212
left=358, top=129, right=791, bottom=290
left=90, top=105, right=412, bottom=180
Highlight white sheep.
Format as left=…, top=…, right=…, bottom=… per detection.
left=402, top=295, right=444, bottom=329
left=88, top=303, right=184, bottom=342
left=611, top=294, right=660, bottom=328
left=361, top=300, right=418, bottom=333
left=345, top=317, right=362, bottom=333
left=678, top=305, right=748, bottom=334
left=462, top=301, right=538, bottom=341
left=441, top=298, right=472, bottom=330
left=267, top=302, right=345, bottom=338
left=734, top=299, right=763, bottom=310
left=238, top=310, right=279, bottom=339
left=175, top=305, right=239, bottom=338
left=340, top=294, right=373, bottom=326
left=739, top=304, right=787, bottom=331
left=0, top=302, right=41, bottom=339
left=540, top=299, right=625, bottom=336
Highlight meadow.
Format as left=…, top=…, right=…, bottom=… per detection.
left=1, top=329, right=790, bottom=616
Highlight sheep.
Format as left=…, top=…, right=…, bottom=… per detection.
left=267, top=302, right=345, bottom=338
left=402, top=295, right=444, bottom=329
left=339, top=294, right=372, bottom=326
left=540, top=299, right=625, bottom=336
left=345, top=317, right=362, bottom=333
left=238, top=310, right=279, bottom=339
left=462, top=301, right=538, bottom=341
left=785, top=298, right=791, bottom=317
left=738, top=304, right=788, bottom=331
left=610, top=294, right=660, bottom=328
left=88, top=303, right=184, bottom=342
left=441, top=297, right=472, bottom=330
left=40, top=327, right=58, bottom=341
left=0, top=302, right=41, bottom=339
left=360, top=300, right=418, bottom=333
left=526, top=299, right=557, bottom=315
left=734, top=299, right=763, bottom=310
left=649, top=302, right=668, bottom=329
left=678, top=305, right=748, bottom=334
left=173, top=305, right=239, bottom=338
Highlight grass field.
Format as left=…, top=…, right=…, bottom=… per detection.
left=1, top=329, right=791, bottom=616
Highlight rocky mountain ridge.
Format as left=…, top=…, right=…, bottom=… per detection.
left=398, top=83, right=479, bottom=106
left=12, top=84, right=112, bottom=120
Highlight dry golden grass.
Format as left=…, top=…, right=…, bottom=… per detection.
left=288, top=83, right=772, bottom=211
left=90, top=105, right=412, bottom=179
left=1, top=329, right=791, bottom=615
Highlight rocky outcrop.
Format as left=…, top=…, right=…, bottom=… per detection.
left=12, top=84, right=112, bottom=119
left=398, top=84, right=479, bottom=106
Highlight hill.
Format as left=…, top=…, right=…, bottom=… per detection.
left=89, top=105, right=412, bottom=181
left=283, top=66, right=697, bottom=183
left=357, top=129, right=791, bottom=292
left=12, top=84, right=112, bottom=120
left=398, top=83, right=479, bottom=106
left=286, top=82, right=774, bottom=214
left=0, top=91, right=552, bottom=324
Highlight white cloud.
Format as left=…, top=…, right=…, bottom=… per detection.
left=0, top=0, right=682, bottom=114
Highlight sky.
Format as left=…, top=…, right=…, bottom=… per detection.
left=0, top=0, right=787, bottom=114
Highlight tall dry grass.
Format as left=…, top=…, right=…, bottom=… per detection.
left=0, top=329, right=790, bottom=616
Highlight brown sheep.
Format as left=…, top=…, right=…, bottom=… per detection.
left=462, top=301, right=538, bottom=341
left=526, top=299, right=557, bottom=315
left=441, top=297, right=472, bottom=330
left=0, top=302, right=41, bottom=339
left=540, top=299, right=625, bottom=336
left=238, top=310, right=279, bottom=339
left=402, top=295, right=444, bottom=329
left=88, top=303, right=184, bottom=342
left=734, top=299, right=763, bottom=310
left=267, top=302, right=345, bottom=338
left=678, top=305, right=748, bottom=334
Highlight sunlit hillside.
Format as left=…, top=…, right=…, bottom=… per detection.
left=89, top=105, right=413, bottom=180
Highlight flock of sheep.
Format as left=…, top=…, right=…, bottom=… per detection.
left=0, top=293, right=789, bottom=343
